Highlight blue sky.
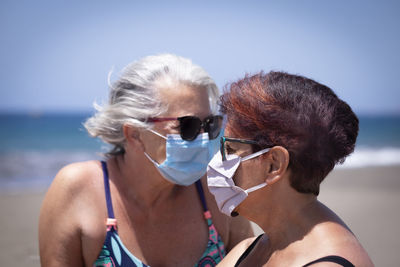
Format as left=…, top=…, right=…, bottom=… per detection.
left=1, top=0, right=399, bottom=115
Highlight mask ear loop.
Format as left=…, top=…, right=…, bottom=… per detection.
left=241, top=147, right=270, bottom=194
left=242, top=147, right=271, bottom=162
left=144, top=129, right=167, bottom=165
left=244, top=182, right=267, bottom=194
left=144, top=152, right=160, bottom=166
left=148, top=129, right=167, bottom=140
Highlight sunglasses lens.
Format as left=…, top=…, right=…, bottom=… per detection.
left=180, top=117, right=201, bottom=141
left=206, top=116, right=223, bottom=140
left=178, top=115, right=222, bottom=141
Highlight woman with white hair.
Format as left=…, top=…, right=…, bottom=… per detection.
left=39, top=54, right=253, bottom=266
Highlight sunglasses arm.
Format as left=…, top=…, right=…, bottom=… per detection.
left=147, top=117, right=177, bottom=123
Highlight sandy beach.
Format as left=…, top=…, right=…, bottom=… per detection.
left=1, top=165, right=399, bottom=266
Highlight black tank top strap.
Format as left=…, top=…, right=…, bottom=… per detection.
left=234, top=234, right=264, bottom=266
left=302, top=255, right=355, bottom=267
left=101, top=160, right=115, bottom=219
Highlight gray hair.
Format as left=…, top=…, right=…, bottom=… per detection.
left=84, top=54, right=220, bottom=155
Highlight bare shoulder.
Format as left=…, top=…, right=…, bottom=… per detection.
left=40, top=160, right=106, bottom=234
left=308, top=221, right=374, bottom=267
left=332, top=228, right=373, bottom=267
left=217, top=236, right=258, bottom=267
left=42, top=160, right=101, bottom=207
left=233, top=236, right=260, bottom=252
left=54, top=160, right=101, bottom=187
left=306, top=253, right=373, bottom=267
left=39, top=160, right=105, bottom=266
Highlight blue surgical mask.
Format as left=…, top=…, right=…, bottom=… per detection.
left=144, top=129, right=221, bottom=186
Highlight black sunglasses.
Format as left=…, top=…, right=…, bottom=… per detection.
left=148, top=115, right=223, bottom=141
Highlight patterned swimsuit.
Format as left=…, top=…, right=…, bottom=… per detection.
left=94, top=161, right=226, bottom=267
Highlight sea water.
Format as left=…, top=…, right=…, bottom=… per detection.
left=0, top=113, right=399, bottom=192
left=0, top=113, right=105, bottom=192
left=338, top=115, right=400, bottom=168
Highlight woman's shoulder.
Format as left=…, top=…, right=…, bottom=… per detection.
left=54, top=160, right=102, bottom=189
left=57, top=160, right=102, bottom=177
left=216, top=236, right=260, bottom=267
left=44, top=160, right=104, bottom=208
left=39, top=160, right=108, bottom=265
left=305, top=220, right=373, bottom=266
left=40, top=160, right=106, bottom=228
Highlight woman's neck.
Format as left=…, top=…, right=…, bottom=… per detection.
left=251, top=190, right=321, bottom=251
left=110, top=152, right=184, bottom=211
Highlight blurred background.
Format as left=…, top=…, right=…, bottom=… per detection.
left=0, top=0, right=399, bottom=266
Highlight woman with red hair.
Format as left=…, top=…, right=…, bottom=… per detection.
left=207, top=71, right=373, bottom=266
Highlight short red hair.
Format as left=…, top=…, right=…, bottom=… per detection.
left=220, top=71, right=358, bottom=195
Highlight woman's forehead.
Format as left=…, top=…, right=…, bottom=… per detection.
left=224, top=123, right=246, bottom=139
left=158, top=83, right=211, bottom=117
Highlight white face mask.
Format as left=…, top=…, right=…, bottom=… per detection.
left=207, top=148, right=270, bottom=216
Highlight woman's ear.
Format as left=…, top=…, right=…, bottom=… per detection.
left=122, top=124, right=145, bottom=151
left=263, top=146, right=289, bottom=185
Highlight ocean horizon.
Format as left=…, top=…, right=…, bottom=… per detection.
left=1, top=112, right=399, bottom=192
